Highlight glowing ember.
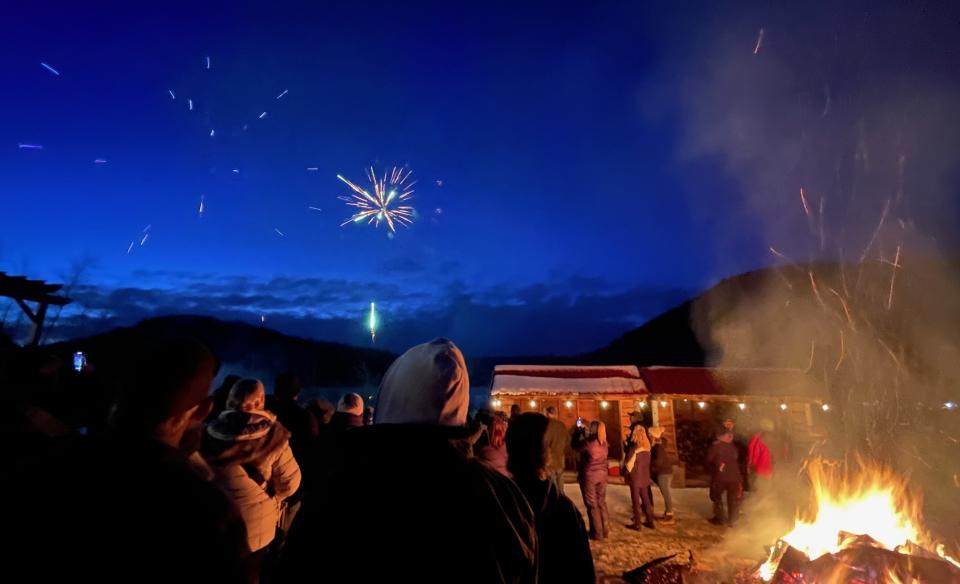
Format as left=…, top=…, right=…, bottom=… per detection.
left=758, top=457, right=960, bottom=582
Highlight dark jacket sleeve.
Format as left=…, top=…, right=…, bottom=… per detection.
left=556, top=497, right=596, bottom=583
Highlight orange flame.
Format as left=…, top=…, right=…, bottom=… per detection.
left=758, top=457, right=960, bottom=581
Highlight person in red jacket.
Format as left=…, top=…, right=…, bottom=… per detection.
left=747, top=419, right=774, bottom=489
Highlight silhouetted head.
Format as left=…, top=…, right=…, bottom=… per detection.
left=274, top=372, right=301, bottom=401
left=590, top=420, right=607, bottom=446
left=510, top=404, right=521, bottom=417
left=113, top=337, right=218, bottom=448
left=505, top=412, right=550, bottom=481
left=337, top=392, right=364, bottom=416
left=545, top=405, right=558, bottom=418
left=307, top=399, right=334, bottom=424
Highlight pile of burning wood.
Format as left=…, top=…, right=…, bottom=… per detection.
left=755, top=458, right=960, bottom=584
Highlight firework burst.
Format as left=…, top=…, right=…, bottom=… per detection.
left=337, top=166, right=415, bottom=232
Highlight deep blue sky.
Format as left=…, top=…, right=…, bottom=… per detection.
left=2, top=1, right=959, bottom=355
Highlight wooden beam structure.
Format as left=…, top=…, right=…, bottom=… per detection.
left=0, top=272, right=72, bottom=346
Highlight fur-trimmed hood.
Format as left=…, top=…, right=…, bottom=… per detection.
left=202, top=409, right=291, bottom=467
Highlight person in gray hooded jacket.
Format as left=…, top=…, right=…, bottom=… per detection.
left=281, top=338, right=537, bottom=584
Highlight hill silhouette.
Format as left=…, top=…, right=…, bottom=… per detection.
left=48, top=315, right=397, bottom=389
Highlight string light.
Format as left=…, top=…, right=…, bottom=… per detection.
left=697, top=401, right=706, bottom=409
left=600, top=400, right=609, bottom=409
left=821, top=403, right=830, bottom=412
left=638, top=401, right=647, bottom=409
left=659, top=400, right=668, bottom=408
left=780, top=403, right=788, bottom=411
left=564, top=399, right=574, bottom=409
left=738, top=403, right=747, bottom=411
left=529, top=399, right=537, bottom=408
left=944, top=401, right=957, bottom=411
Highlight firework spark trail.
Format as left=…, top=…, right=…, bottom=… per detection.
left=308, top=206, right=322, bottom=212
left=829, top=288, right=856, bottom=330
left=205, top=56, right=211, bottom=70
left=860, top=198, right=891, bottom=261
left=276, top=89, right=288, bottom=99
left=306, top=167, right=318, bottom=171
left=753, top=28, right=765, bottom=55
left=94, top=159, right=107, bottom=164
left=210, top=129, right=215, bottom=137
left=140, top=232, right=149, bottom=246
left=168, top=89, right=176, bottom=100
left=258, top=111, right=267, bottom=119
left=40, top=62, right=60, bottom=76
left=337, top=166, right=416, bottom=233
left=805, top=339, right=816, bottom=373
left=800, top=188, right=811, bottom=217
left=126, top=242, right=135, bottom=254
left=822, top=85, right=831, bottom=117
left=274, top=228, right=285, bottom=236
left=188, top=99, right=194, bottom=111
left=835, top=330, right=846, bottom=371
left=808, top=271, right=828, bottom=311
left=198, top=195, right=205, bottom=217
left=886, top=244, right=902, bottom=310
left=819, top=196, right=826, bottom=250
left=18, top=143, right=43, bottom=150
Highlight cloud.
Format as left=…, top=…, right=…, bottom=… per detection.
left=26, top=271, right=693, bottom=356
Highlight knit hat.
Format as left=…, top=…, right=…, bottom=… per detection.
left=375, top=338, right=469, bottom=426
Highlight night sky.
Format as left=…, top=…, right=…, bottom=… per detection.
left=3, top=1, right=959, bottom=356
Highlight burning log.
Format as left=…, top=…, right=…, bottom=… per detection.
left=757, top=458, right=960, bottom=583
left=765, top=536, right=960, bottom=583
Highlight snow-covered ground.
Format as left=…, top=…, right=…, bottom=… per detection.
left=564, top=480, right=765, bottom=582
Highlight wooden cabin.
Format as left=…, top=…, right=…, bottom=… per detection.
left=489, top=364, right=826, bottom=486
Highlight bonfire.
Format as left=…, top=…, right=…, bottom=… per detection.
left=757, top=458, right=960, bottom=583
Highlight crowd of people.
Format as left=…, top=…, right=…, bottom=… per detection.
left=6, top=337, right=595, bottom=583
left=4, top=333, right=787, bottom=583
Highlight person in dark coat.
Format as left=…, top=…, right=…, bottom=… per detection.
left=575, top=420, right=610, bottom=540
left=282, top=339, right=537, bottom=583
left=622, top=424, right=656, bottom=529
left=266, top=373, right=317, bottom=494
left=507, top=412, right=595, bottom=583
left=15, top=337, right=248, bottom=583
left=707, top=430, right=742, bottom=526
left=648, top=426, right=676, bottom=523
left=543, top=406, right=570, bottom=494
left=208, top=373, right=242, bottom=423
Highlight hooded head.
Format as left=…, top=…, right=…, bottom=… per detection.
left=337, top=392, right=364, bottom=416
left=226, top=378, right=266, bottom=412
left=375, top=338, right=469, bottom=426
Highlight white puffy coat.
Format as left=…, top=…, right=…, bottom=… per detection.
left=203, top=410, right=302, bottom=552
